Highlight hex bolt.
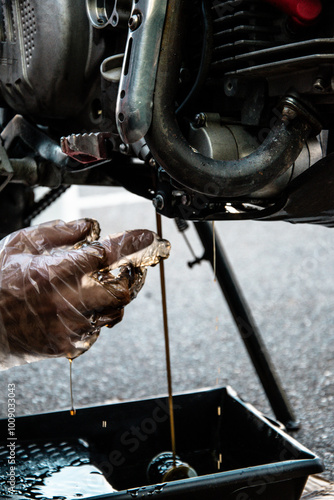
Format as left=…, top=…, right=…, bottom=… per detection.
left=128, top=13, right=142, bottom=31
left=282, top=106, right=297, bottom=121
left=149, top=157, right=156, bottom=168
left=181, top=194, right=190, bottom=206
left=119, top=143, right=130, bottom=155
left=224, top=79, right=237, bottom=96
left=152, top=194, right=165, bottom=210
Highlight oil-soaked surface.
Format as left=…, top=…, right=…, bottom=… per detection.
left=22, top=464, right=115, bottom=499
left=0, top=439, right=115, bottom=499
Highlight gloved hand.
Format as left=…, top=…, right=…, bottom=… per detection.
left=0, top=219, right=170, bottom=370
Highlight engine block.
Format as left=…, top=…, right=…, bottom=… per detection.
left=211, top=0, right=334, bottom=105
left=0, top=0, right=104, bottom=121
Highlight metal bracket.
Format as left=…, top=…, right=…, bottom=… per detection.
left=0, top=145, right=14, bottom=192
left=116, top=0, right=168, bottom=144
left=1, top=115, right=68, bottom=167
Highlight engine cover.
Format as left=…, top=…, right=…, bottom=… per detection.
left=0, top=0, right=104, bottom=120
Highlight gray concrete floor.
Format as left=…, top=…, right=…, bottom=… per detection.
left=0, top=186, right=333, bottom=481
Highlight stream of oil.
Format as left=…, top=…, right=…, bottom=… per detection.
left=69, top=358, right=76, bottom=416
left=156, top=212, right=177, bottom=466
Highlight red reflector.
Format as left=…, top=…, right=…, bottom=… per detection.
left=263, top=0, right=322, bottom=24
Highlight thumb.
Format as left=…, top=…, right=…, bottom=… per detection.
left=97, top=229, right=171, bottom=269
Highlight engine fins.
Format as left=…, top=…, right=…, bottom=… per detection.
left=211, top=0, right=334, bottom=82
left=211, top=0, right=281, bottom=74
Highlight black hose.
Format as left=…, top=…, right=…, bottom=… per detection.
left=175, top=0, right=211, bottom=116
left=146, top=0, right=316, bottom=198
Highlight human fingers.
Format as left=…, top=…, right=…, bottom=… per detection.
left=58, top=229, right=170, bottom=275
left=67, top=266, right=144, bottom=324
left=2, top=219, right=100, bottom=255
left=47, top=267, right=141, bottom=357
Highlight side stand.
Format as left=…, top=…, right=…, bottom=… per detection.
left=193, top=221, right=299, bottom=430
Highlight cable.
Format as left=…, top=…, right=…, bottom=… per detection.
left=175, top=0, right=211, bottom=116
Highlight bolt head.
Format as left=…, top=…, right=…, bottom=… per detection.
left=282, top=106, right=297, bottom=120
left=119, top=143, right=129, bottom=154
left=313, top=78, right=325, bottom=92
left=181, top=194, right=190, bottom=206
left=194, top=113, right=206, bottom=128
left=153, top=194, right=165, bottom=210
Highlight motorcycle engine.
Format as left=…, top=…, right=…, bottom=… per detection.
left=211, top=0, right=334, bottom=119
left=0, top=0, right=101, bottom=122
left=1, top=0, right=334, bottom=226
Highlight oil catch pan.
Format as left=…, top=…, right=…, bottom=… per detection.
left=0, top=387, right=323, bottom=499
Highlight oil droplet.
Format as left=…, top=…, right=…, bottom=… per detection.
left=217, top=452, right=223, bottom=470
left=216, top=367, right=220, bottom=386
left=156, top=213, right=177, bottom=464
left=69, top=359, right=76, bottom=416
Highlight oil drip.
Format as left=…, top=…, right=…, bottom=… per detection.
left=156, top=213, right=176, bottom=466
left=217, top=452, right=223, bottom=470
left=69, top=358, right=76, bottom=416
left=217, top=403, right=223, bottom=470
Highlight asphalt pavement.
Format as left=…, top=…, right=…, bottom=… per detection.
left=0, top=185, right=333, bottom=482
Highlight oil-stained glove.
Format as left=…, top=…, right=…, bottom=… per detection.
left=0, top=219, right=170, bottom=370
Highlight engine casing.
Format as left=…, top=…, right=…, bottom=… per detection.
left=0, top=0, right=104, bottom=121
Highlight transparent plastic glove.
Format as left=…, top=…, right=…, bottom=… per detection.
left=0, top=219, right=170, bottom=370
